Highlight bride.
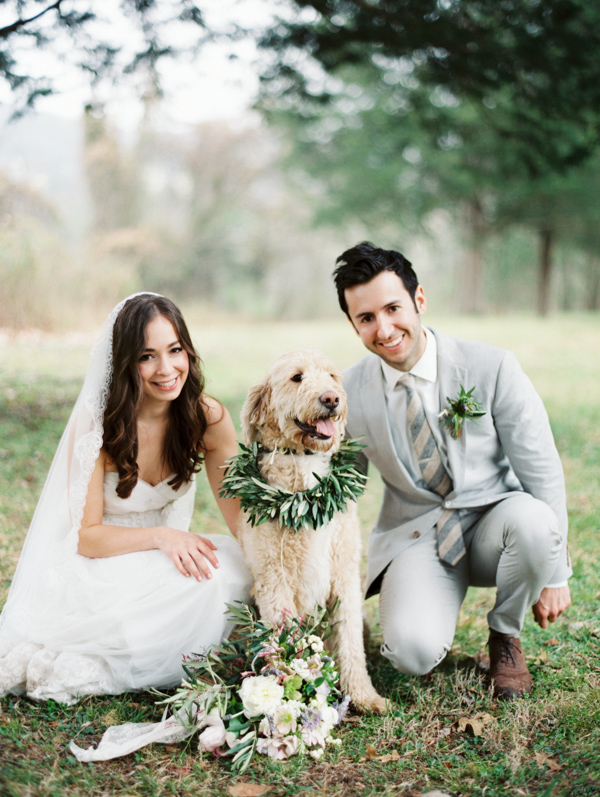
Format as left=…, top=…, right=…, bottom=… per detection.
left=0, top=293, right=252, bottom=704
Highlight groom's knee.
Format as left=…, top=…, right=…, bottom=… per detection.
left=502, top=495, right=562, bottom=572
left=381, top=626, right=449, bottom=676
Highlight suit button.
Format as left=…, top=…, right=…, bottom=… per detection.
left=412, top=530, right=420, bottom=539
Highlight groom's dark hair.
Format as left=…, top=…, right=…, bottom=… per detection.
left=333, top=241, right=420, bottom=318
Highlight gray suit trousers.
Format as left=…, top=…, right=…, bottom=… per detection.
left=378, top=493, right=562, bottom=676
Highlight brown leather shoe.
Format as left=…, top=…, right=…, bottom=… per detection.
left=487, top=629, right=533, bottom=699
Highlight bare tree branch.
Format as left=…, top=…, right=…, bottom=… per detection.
left=0, top=0, right=63, bottom=40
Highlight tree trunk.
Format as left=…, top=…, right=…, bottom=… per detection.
left=537, top=228, right=553, bottom=315
left=458, top=198, right=485, bottom=314
left=585, top=255, right=600, bottom=310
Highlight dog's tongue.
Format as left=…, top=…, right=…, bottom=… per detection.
left=314, top=418, right=336, bottom=437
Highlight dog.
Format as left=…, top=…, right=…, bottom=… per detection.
left=236, top=349, right=386, bottom=714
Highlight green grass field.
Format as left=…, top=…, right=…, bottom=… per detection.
left=1, top=311, right=599, bottom=796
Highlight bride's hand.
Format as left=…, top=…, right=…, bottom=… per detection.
left=157, top=529, right=219, bottom=581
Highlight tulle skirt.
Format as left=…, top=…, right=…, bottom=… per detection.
left=0, top=535, right=252, bottom=705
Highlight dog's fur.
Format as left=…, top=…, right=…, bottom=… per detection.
left=237, top=349, right=386, bottom=713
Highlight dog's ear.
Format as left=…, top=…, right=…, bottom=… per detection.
left=241, top=380, right=272, bottom=444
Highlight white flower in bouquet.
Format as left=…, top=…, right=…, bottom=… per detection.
left=313, top=682, right=331, bottom=706
left=240, top=674, right=284, bottom=718
left=272, top=702, right=301, bottom=736
left=289, top=657, right=313, bottom=680
left=319, top=705, right=340, bottom=734
left=307, top=634, right=324, bottom=653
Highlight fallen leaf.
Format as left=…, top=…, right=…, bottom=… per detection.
left=544, top=638, right=560, bottom=646
left=359, top=746, right=401, bottom=763
left=538, top=649, right=548, bottom=664
left=228, top=785, right=273, bottom=797
left=102, top=710, right=119, bottom=728
left=375, top=750, right=401, bottom=764
left=534, top=752, right=562, bottom=772
left=457, top=712, right=495, bottom=736
left=472, top=651, right=490, bottom=671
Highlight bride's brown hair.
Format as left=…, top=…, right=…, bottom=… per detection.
left=103, top=294, right=209, bottom=498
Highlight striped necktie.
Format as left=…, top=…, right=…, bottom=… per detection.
left=402, top=375, right=466, bottom=565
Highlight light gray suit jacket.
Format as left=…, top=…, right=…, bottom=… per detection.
left=343, top=329, right=571, bottom=595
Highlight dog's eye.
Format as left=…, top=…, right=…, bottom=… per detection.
left=291, top=373, right=303, bottom=383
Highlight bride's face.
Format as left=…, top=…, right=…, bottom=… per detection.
left=137, top=314, right=189, bottom=405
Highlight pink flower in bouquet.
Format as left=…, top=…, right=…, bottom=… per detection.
left=198, top=714, right=236, bottom=754
left=256, top=733, right=299, bottom=761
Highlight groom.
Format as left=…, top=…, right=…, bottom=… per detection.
left=334, top=242, right=572, bottom=699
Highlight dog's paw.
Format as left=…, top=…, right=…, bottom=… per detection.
left=351, top=690, right=388, bottom=715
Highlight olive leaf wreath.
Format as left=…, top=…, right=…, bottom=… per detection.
left=219, top=439, right=368, bottom=532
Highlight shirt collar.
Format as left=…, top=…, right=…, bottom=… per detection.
left=380, top=327, right=438, bottom=388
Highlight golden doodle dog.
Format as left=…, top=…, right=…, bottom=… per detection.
left=236, top=349, right=386, bottom=714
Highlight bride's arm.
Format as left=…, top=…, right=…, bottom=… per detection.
left=202, top=396, right=241, bottom=538
left=77, top=450, right=219, bottom=581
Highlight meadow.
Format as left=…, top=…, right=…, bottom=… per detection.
left=1, top=310, right=599, bottom=797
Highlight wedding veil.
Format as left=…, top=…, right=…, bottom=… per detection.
left=0, top=293, right=158, bottom=656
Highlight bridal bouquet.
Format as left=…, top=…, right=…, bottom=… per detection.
left=157, top=602, right=349, bottom=773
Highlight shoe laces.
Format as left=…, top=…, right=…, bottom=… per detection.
left=497, top=637, right=519, bottom=666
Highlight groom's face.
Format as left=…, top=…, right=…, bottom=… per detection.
left=344, top=270, right=427, bottom=372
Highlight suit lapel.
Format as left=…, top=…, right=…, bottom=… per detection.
left=433, top=330, right=468, bottom=495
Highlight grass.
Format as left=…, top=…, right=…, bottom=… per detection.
left=1, top=310, right=600, bottom=796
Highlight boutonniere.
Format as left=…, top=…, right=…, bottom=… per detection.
left=439, top=385, right=486, bottom=439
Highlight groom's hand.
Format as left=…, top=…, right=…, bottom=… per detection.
left=532, top=584, right=571, bottom=628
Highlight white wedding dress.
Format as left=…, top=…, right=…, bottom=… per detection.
left=0, top=473, right=252, bottom=705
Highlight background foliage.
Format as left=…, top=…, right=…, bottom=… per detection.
left=1, top=0, right=600, bottom=327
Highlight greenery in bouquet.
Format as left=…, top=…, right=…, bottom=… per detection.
left=156, top=602, right=349, bottom=773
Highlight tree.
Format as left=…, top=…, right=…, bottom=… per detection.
left=494, top=156, right=600, bottom=313
left=257, top=2, right=600, bottom=312
left=259, top=0, right=600, bottom=176
left=0, top=0, right=212, bottom=111
left=260, top=64, right=529, bottom=312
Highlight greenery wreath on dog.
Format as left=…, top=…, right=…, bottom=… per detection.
left=219, top=439, right=368, bottom=532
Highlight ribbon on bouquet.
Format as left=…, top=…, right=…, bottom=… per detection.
left=69, top=709, right=197, bottom=762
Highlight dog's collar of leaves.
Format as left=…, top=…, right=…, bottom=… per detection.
left=439, top=384, right=486, bottom=439
left=219, top=438, right=368, bottom=532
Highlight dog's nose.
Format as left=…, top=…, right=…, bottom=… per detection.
left=319, top=391, right=340, bottom=409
